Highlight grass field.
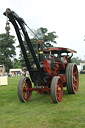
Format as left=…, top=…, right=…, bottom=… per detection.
left=0, top=74, right=85, bottom=128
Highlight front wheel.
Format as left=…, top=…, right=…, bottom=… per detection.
left=17, top=77, right=32, bottom=102
left=51, top=76, right=63, bottom=103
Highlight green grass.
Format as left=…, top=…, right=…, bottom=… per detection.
left=0, top=75, right=85, bottom=128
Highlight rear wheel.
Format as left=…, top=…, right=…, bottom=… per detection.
left=66, top=63, right=79, bottom=94
left=17, top=77, right=32, bottom=102
left=51, top=76, right=63, bottom=103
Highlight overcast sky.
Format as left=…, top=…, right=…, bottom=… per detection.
left=0, top=0, right=85, bottom=59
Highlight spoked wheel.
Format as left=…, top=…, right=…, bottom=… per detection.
left=17, top=77, right=32, bottom=102
left=51, top=76, right=63, bottom=103
left=66, top=63, right=79, bottom=94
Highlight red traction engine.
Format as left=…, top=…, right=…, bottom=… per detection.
left=4, top=8, right=79, bottom=103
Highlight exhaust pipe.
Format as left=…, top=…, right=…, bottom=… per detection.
left=37, top=40, right=44, bottom=64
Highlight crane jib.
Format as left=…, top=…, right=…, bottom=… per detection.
left=3, top=8, right=45, bottom=83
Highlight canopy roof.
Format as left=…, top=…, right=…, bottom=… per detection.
left=44, top=47, right=77, bottom=54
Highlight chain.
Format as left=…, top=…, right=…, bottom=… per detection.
left=25, top=24, right=40, bottom=40
left=5, top=9, right=10, bottom=38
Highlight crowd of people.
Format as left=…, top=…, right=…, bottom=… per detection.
left=0, top=67, right=29, bottom=77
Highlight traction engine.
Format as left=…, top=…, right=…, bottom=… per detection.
left=4, top=9, right=79, bottom=103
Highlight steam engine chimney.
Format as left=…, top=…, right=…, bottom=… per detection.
left=37, top=40, right=44, bottom=63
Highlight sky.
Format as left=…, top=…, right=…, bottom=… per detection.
left=0, top=0, right=85, bottom=60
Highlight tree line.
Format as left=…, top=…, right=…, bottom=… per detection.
left=0, top=27, right=84, bottom=72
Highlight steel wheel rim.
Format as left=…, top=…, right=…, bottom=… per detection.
left=22, top=78, right=32, bottom=101
left=73, top=65, right=79, bottom=93
left=56, top=78, right=63, bottom=102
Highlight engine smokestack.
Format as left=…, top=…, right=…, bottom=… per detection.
left=37, top=40, right=44, bottom=63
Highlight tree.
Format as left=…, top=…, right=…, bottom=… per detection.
left=71, top=57, right=84, bottom=65
left=18, top=27, right=58, bottom=67
left=33, top=27, right=58, bottom=48
left=12, top=58, right=22, bottom=68
left=0, top=34, right=16, bottom=72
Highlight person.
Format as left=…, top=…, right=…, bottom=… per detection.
left=57, top=53, right=61, bottom=61
left=23, top=67, right=26, bottom=77
left=67, top=53, right=73, bottom=63
left=26, top=70, right=29, bottom=77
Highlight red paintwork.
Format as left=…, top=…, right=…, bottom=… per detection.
left=72, top=64, right=79, bottom=93
left=28, top=86, right=50, bottom=92
left=43, top=59, right=54, bottom=77
left=43, top=58, right=67, bottom=79
left=22, top=47, right=78, bottom=102
left=58, top=74, right=66, bottom=84
left=22, top=78, right=32, bottom=102
left=55, top=76, right=63, bottom=102
left=27, top=47, right=76, bottom=94
left=44, top=47, right=77, bottom=54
